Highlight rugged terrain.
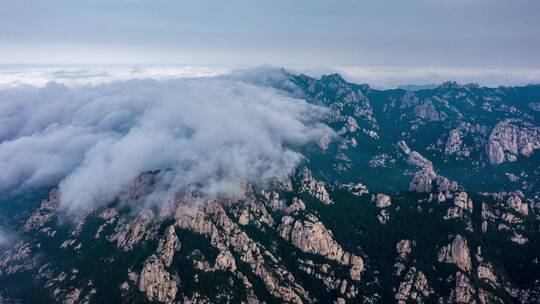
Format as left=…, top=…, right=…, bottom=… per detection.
left=1, top=70, right=540, bottom=303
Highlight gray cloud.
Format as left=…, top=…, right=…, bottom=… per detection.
left=0, top=69, right=333, bottom=212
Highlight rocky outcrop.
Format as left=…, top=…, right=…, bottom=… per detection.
left=22, top=189, right=60, bottom=232
left=286, top=197, right=306, bottom=215
left=449, top=272, right=476, bottom=304
left=300, top=168, right=333, bottom=204
left=155, top=226, right=180, bottom=267
left=280, top=214, right=346, bottom=264
left=108, top=209, right=155, bottom=251
left=395, top=239, right=412, bottom=276
left=396, top=239, right=412, bottom=258
left=445, top=192, right=473, bottom=220
left=343, top=183, right=369, bottom=196
left=438, top=235, right=472, bottom=273
left=338, top=116, right=359, bottom=135
left=375, top=194, right=391, bottom=208
left=279, top=213, right=363, bottom=281
left=177, top=199, right=311, bottom=303
left=0, top=241, right=34, bottom=275
left=409, top=168, right=437, bottom=193
left=395, top=267, right=433, bottom=303
left=445, top=129, right=463, bottom=155
left=477, top=263, right=498, bottom=288
left=487, top=119, right=540, bottom=164
left=138, top=255, right=178, bottom=303
left=414, top=100, right=444, bottom=121
left=506, top=195, right=529, bottom=216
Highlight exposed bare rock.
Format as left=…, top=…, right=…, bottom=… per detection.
left=445, top=129, right=463, bottom=155
left=338, top=116, right=359, bottom=135
left=414, top=100, right=443, bottom=121
left=108, top=209, right=155, bottom=251
left=377, top=209, right=390, bottom=224
left=454, top=192, right=473, bottom=212
left=334, top=297, right=346, bottom=304
left=478, top=289, right=504, bottom=304
left=300, top=168, right=333, bottom=204
left=0, top=241, right=34, bottom=275
left=177, top=200, right=311, bottom=303
left=436, top=176, right=459, bottom=192
left=214, top=250, right=236, bottom=271
left=395, top=267, right=433, bottom=304
left=487, top=119, right=540, bottom=164
left=156, top=225, right=180, bottom=267
left=286, top=197, right=306, bottom=215
left=138, top=255, right=177, bottom=303
left=409, top=168, right=437, bottom=193
left=407, top=151, right=433, bottom=169
left=22, top=189, right=60, bottom=232
left=279, top=213, right=363, bottom=281
left=396, top=239, right=412, bottom=259
left=375, top=194, right=391, bottom=208
left=63, top=288, right=81, bottom=304
left=349, top=255, right=363, bottom=281
left=400, top=91, right=420, bottom=109
left=506, top=195, right=529, bottom=216
left=449, top=272, right=476, bottom=304
left=445, top=192, right=473, bottom=221
left=280, top=214, right=347, bottom=265
left=397, top=140, right=412, bottom=154
left=394, top=239, right=413, bottom=276
left=343, top=183, right=369, bottom=196
left=438, top=235, right=472, bottom=272
left=437, top=192, right=447, bottom=203
left=477, top=263, right=498, bottom=288
left=510, top=232, right=529, bottom=245
left=297, top=259, right=341, bottom=291
left=261, top=190, right=286, bottom=212
left=232, top=195, right=275, bottom=228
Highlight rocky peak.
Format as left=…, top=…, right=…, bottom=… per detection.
left=438, top=235, right=472, bottom=273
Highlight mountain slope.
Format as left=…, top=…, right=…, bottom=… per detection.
left=1, top=70, right=539, bottom=303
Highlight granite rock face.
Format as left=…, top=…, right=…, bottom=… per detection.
left=438, top=235, right=472, bottom=273
left=487, top=119, right=540, bottom=164
left=300, top=168, right=333, bottom=205
left=445, top=129, right=463, bottom=155
left=155, top=226, right=180, bottom=267
left=138, top=255, right=178, bottom=303
left=395, top=267, right=433, bottom=304
left=449, top=272, right=476, bottom=304
left=375, top=194, right=392, bottom=208
left=279, top=213, right=364, bottom=281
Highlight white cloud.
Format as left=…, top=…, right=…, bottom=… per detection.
left=0, top=66, right=230, bottom=88
left=0, top=68, right=332, bottom=213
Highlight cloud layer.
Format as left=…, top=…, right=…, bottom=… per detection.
left=0, top=70, right=332, bottom=212
left=0, top=66, right=229, bottom=88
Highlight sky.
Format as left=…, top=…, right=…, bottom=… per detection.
left=1, top=0, right=540, bottom=85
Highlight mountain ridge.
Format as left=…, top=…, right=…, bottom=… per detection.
left=1, top=69, right=539, bottom=303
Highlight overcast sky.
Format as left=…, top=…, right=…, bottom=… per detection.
left=1, top=0, right=539, bottom=69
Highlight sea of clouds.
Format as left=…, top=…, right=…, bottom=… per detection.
left=0, top=68, right=332, bottom=213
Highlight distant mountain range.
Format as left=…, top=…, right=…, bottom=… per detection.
left=1, top=69, right=539, bottom=303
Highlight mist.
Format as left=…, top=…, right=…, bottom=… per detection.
left=0, top=69, right=333, bottom=213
